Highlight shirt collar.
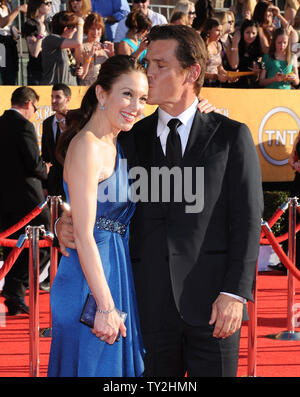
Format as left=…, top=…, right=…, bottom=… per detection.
left=157, top=97, right=199, bottom=137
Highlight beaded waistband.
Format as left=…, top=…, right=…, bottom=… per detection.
left=95, top=216, right=127, bottom=237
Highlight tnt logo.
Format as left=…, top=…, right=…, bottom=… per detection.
left=258, top=107, right=300, bottom=166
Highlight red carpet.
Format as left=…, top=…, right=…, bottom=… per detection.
left=1, top=272, right=300, bottom=378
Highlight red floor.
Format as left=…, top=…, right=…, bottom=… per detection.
left=1, top=272, right=300, bottom=378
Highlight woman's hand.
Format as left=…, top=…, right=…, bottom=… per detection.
left=293, top=161, right=300, bottom=173
left=92, top=309, right=127, bottom=344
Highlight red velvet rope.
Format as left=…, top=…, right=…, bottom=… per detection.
left=261, top=223, right=300, bottom=281
left=0, top=239, right=53, bottom=281
left=0, top=246, right=25, bottom=281
left=0, top=201, right=48, bottom=239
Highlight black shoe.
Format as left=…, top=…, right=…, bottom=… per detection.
left=39, top=274, right=50, bottom=292
left=39, top=280, right=50, bottom=292
left=3, top=296, right=29, bottom=315
left=268, top=263, right=287, bottom=274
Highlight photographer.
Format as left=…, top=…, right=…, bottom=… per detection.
left=75, top=12, right=114, bottom=86
left=41, top=11, right=83, bottom=85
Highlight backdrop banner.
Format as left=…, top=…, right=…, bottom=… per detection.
left=1, top=86, right=299, bottom=182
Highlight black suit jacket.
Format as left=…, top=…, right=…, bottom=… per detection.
left=41, top=115, right=65, bottom=199
left=118, top=109, right=263, bottom=333
left=0, top=109, right=49, bottom=229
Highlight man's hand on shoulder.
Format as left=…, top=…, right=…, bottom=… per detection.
left=56, top=208, right=76, bottom=256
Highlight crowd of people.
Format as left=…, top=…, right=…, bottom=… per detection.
left=0, top=0, right=299, bottom=89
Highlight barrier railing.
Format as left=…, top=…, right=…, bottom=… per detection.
left=1, top=195, right=300, bottom=376
left=248, top=196, right=300, bottom=377
left=0, top=196, right=62, bottom=376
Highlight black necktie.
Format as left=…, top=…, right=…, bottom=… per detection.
left=55, top=122, right=61, bottom=146
left=166, top=118, right=182, bottom=167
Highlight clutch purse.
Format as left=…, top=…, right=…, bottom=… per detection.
left=79, top=293, right=127, bottom=328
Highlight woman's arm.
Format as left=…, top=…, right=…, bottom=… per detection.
left=25, top=20, right=46, bottom=58
left=227, top=30, right=241, bottom=70
left=0, top=3, right=27, bottom=29
left=60, top=17, right=84, bottom=50
left=116, top=40, right=132, bottom=56
left=64, top=135, right=126, bottom=343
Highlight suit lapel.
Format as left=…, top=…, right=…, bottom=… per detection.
left=183, top=110, right=222, bottom=162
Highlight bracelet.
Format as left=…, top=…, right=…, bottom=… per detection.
left=37, top=34, right=44, bottom=39
left=97, top=305, right=115, bottom=314
left=231, top=47, right=238, bottom=51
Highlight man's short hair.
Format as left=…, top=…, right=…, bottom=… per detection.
left=147, top=24, right=207, bottom=95
left=11, top=86, right=39, bottom=107
left=52, top=84, right=72, bottom=98
left=51, top=11, right=78, bottom=35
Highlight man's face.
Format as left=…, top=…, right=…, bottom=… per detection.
left=51, top=90, right=70, bottom=114
left=132, top=0, right=149, bottom=14
left=145, top=39, right=189, bottom=110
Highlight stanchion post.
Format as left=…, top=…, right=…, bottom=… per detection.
left=287, top=197, right=297, bottom=333
left=265, top=197, right=300, bottom=340
left=49, top=196, right=59, bottom=292
left=40, top=196, right=60, bottom=338
left=28, top=226, right=40, bottom=377
left=247, top=262, right=258, bottom=377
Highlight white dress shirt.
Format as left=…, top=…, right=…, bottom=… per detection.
left=52, top=114, right=65, bottom=143
left=156, top=99, right=246, bottom=304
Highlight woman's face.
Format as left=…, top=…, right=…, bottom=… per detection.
left=265, top=6, right=274, bottom=24
left=209, top=25, right=223, bottom=41
left=39, top=0, right=51, bottom=16
left=187, top=4, right=196, bottom=26
left=97, top=71, right=149, bottom=132
left=87, top=23, right=102, bottom=41
left=70, top=0, right=82, bottom=13
left=243, top=26, right=258, bottom=45
left=226, top=14, right=235, bottom=34
left=275, top=33, right=289, bottom=53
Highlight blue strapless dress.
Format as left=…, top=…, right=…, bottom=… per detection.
left=47, top=144, right=145, bottom=377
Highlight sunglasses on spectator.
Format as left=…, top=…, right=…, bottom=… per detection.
left=133, top=0, right=147, bottom=4
left=42, top=1, right=52, bottom=5
left=31, top=102, right=38, bottom=113
left=188, top=11, right=196, bottom=15
left=228, top=20, right=234, bottom=24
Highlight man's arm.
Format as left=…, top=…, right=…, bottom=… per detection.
left=209, top=122, right=263, bottom=339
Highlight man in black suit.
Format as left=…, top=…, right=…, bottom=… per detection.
left=0, top=87, right=51, bottom=315
left=42, top=83, right=71, bottom=201
left=57, top=26, right=263, bottom=376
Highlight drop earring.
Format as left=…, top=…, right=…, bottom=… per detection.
left=100, top=104, right=105, bottom=111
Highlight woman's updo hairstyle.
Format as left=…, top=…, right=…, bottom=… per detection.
left=56, top=55, right=147, bottom=164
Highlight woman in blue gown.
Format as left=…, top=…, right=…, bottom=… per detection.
left=47, top=55, right=149, bottom=377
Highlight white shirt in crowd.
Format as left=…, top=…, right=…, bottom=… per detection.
left=114, top=8, right=167, bottom=43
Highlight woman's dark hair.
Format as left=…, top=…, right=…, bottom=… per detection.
left=192, top=0, right=214, bottom=31
left=200, top=18, right=220, bottom=42
left=268, top=27, right=291, bottom=64
left=147, top=24, right=207, bottom=95
left=56, top=55, right=147, bottom=164
left=239, top=19, right=263, bottom=59
left=51, top=11, right=78, bottom=35
left=253, top=0, right=270, bottom=26
left=27, top=0, right=44, bottom=19
left=125, top=10, right=152, bottom=34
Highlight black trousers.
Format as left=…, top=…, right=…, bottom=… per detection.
left=142, top=292, right=241, bottom=377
